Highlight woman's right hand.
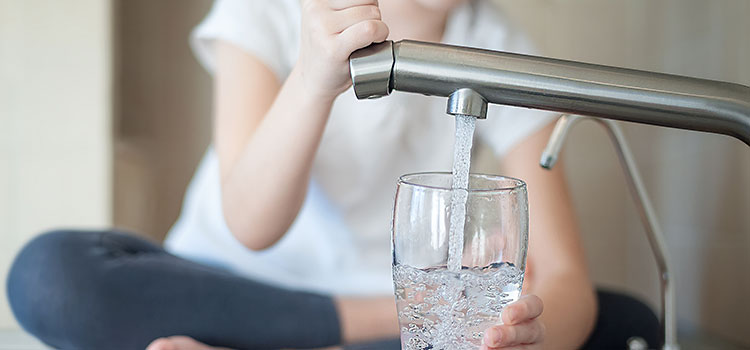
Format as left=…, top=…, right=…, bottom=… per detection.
left=297, top=0, right=389, bottom=101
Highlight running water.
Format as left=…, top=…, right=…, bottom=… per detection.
left=447, top=114, right=476, bottom=272
left=393, top=114, right=524, bottom=349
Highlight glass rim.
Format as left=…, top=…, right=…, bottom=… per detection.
left=398, top=172, right=526, bottom=193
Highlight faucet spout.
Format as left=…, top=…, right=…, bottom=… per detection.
left=447, top=88, right=488, bottom=119
left=350, top=40, right=750, bottom=146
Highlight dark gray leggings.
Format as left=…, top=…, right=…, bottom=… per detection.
left=6, top=230, right=659, bottom=350
left=6, top=230, right=348, bottom=349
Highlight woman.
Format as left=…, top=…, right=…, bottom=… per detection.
left=8, top=0, right=658, bottom=349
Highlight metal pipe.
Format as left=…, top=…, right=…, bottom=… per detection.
left=541, top=115, right=678, bottom=350
left=350, top=40, right=750, bottom=146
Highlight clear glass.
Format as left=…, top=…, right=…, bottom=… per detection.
left=391, top=172, right=529, bottom=350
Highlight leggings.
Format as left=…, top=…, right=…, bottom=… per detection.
left=6, top=230, right=659, bottom=349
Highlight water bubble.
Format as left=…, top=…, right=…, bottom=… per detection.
left=394, top=264, right=523, bottom=349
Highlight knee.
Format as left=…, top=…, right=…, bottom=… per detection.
left=7, top=230, right=84, bottom=301
left=6, top=230, right=101, bottom=347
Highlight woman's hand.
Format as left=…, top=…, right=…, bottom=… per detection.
left=298, top=0, right=389, bottom=101
left=482, top=295, right=545, bottom=349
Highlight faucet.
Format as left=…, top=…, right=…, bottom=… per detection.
left=542, top=115, right=678, bottom=350
left=349, top=40, right=750, bottom=145
left=350, top=40, right=750, bottom=350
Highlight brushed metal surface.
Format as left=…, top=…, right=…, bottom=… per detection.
left=349, top=41, right=394, bottom=100
left=447, top=88, right=488, bottom=119
left=350, top=40, right=750, bottom=145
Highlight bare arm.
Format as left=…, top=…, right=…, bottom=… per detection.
left=214, top=0, right=388, bottom=250
left=215, top=44, right=332, bottom=250
left=485, top=122, right=597, bottom=349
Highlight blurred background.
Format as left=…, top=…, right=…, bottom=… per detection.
left=1, top=0, right=748, bottom=349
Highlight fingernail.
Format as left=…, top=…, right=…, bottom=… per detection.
left=484, top=328, right=501, bottom=347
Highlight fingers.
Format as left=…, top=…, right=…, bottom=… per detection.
left=483, top=320, right=545, bottom=349
left=327, top=0, right=378, bottom=10
left=338, top=19, right=389, bottom=54
left=330, top=5, right=381, bottom=33
left=502, top=295, right=544, bottom=325
left=481, top=296, right=545, bottom=349
left=297, top=0, right=388, bottom=96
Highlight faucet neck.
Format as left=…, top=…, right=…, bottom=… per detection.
left=350, top=40, right=750, bottom=146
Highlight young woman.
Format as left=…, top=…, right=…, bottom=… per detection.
left=8, top=0, right=659, bottom=349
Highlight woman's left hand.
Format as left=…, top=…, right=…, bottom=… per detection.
left=482, top=295, right=545, bottom=349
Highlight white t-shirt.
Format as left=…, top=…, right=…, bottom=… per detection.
left=165, top=0, right=554, bottom=296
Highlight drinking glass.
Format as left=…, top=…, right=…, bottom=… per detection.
left=391, top=172, right=529, bottom=350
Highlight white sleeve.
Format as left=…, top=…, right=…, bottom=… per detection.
left=190, top=0, right=300, bottom=80
left=471, top=2, right=558, bottom=158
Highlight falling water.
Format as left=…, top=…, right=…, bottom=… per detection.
left=447, top=114, right=476, bottom=272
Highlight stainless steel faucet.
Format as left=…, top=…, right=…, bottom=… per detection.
left=350, top=40, right=750, bottom=350
left=349, top=40, right=750, bottom=145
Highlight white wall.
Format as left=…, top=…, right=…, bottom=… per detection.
left=0, top=0, right=113, bottom=330
left=113, top=0, right=213, bottom=240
